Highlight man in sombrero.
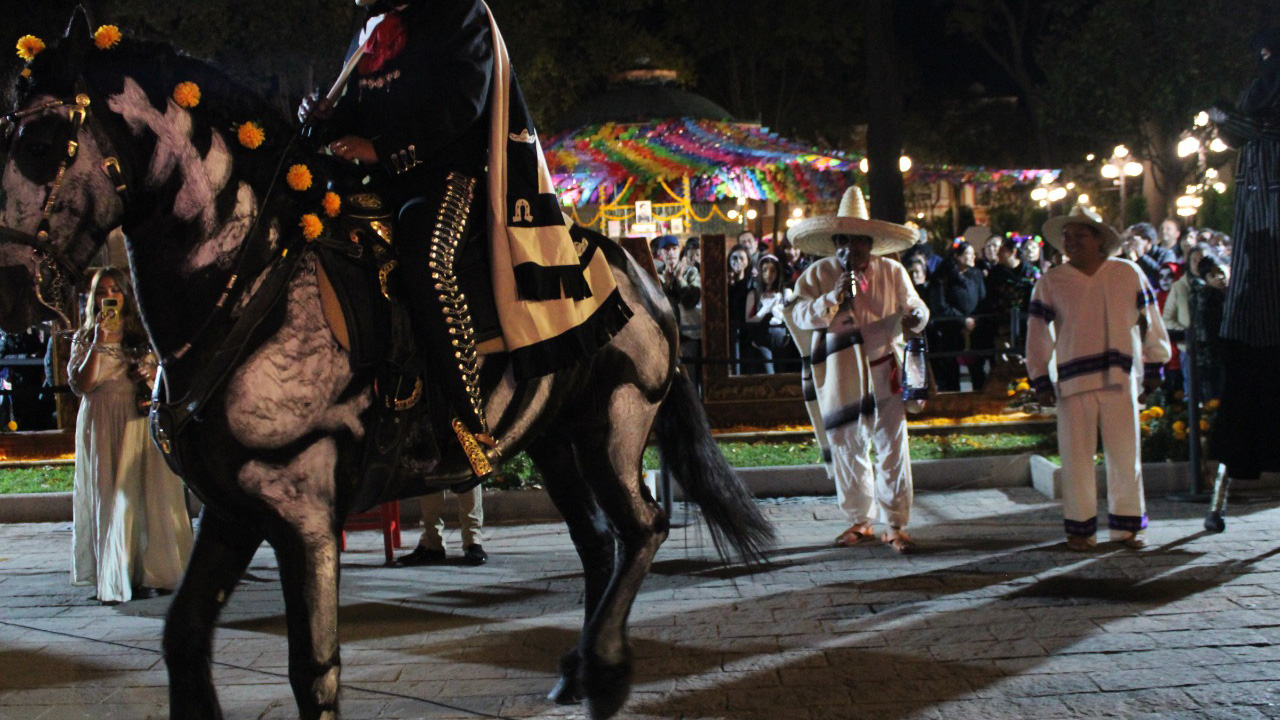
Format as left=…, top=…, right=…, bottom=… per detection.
left=788, top=187, right=929, bottom=554
left=1026, top=205, right=1170, bottom=552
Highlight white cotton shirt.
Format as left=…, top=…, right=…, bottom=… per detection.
left=1026, top=258, right=1172, bottom=399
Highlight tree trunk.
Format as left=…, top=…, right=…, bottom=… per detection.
left=865, top=0, right=906, bottom=223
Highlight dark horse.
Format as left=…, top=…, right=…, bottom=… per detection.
left=0, top=17, right=774, bottom=720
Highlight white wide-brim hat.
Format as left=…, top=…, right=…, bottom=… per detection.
left=789, top=186, right=917, bottom=257
left=1042, top=204, right=1122, bottom=256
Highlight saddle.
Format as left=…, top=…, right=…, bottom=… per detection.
left=309, top=187, right=502, bottom=512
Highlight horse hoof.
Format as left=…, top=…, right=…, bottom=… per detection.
left=582, top=659, right=633, bottom=720
left=1204, top=513, right=1226, bottom=533
left=547, top=675, right=581, bottom=705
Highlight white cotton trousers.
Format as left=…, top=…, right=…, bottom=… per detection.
left=1056, top=385, right=1148, bottom=539
left=416, top=485, right=484, bottom=550
left=829, top=359, right=913, bottom=528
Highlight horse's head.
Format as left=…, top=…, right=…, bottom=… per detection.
left=0, top=10, right=132, bottom=331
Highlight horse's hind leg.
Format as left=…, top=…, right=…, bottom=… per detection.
left=164, top=510, right=264, bottom=720
left=525, top=435, right=618, bottom=706
left=541, top=410, right=669, bottom=719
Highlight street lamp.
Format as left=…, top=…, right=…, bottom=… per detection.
left=1100, top=145, right=1143, bottom=221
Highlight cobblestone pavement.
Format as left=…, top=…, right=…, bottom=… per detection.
left=3, top=487, right=1280, bottom=720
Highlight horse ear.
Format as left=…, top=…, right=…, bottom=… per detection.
left=63, top=5, right=96, bottom=65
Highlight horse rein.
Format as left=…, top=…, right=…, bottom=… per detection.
left=0, top=92, right=131, bottom=325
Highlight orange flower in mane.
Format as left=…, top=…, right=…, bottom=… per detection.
left=300, top=214, right=324, bottom=241
left=237, top=122, right=266, bottom=150
left=94, top=25, right=122, bottom=50
left=286, top=165, right=313, bottom=192
left=322, top=192, right=341, bottom=218
left=16, top=35, right=45, bottom=62
left=172, top=82, right=201, bottom=109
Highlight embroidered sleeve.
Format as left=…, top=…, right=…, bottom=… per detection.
left=1025, top=277, right=1055, bottom=393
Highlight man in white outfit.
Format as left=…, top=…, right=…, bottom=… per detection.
left=1026, top=205, right=1171, bottom=551
left=789, top=187, right=928, bottom=553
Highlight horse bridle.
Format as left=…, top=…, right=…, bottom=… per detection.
left=0, top=91, right=131, bottom=325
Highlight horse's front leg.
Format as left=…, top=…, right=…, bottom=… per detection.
left=243, top=439, right=344, bottom=720
left=164, top=509, right=265, bottom=720
left=271, top=519, right=342, bottom=720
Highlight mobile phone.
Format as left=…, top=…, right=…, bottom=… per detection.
left=101, top=298, right=120, bottom=310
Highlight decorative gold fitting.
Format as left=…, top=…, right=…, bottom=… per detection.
left=66, top=140, right=78, bottom=157
left=378, top=260, right=398, bottom=301
left=75, top=94, right=90, bottom=107
left=370, top=220, right=393, bottom=243
left=451, top=418, right=492, bottom=477
left=384, top=377, right=422, bottom=410
left=101, top=157, right=126, bottom=192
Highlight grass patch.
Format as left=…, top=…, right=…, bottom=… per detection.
left=0, top=465, right=74, bottom=494
left=0, top=432, right=1057, bottom=494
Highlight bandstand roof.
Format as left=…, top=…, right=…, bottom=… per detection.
left=544, top=118, right=858, bottom=206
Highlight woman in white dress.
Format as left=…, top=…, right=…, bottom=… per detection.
left=68, top=268, right=193, bottom=604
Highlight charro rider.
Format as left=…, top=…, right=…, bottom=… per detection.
left=299, top=0, right=629, bottom=477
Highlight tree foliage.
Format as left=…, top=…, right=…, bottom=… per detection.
left=1035, top=0, right=1261, bottom=217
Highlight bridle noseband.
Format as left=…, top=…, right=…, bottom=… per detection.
left=0, top=91, right=131, bottom=324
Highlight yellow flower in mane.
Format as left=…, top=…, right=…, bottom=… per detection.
left=1015, top=381, right=1030, bottom=392
left=287, top=164, right=313, bottom=192
left=94, top=25, right=122, bottom=50
left=172, top=82, right=201, bottom=109
left=16, top=35, right=45, bottom=62
left=322, top=192, right=341, bottom=218
left=6, top=420, right=17, bottom=431
left=237, top=122, right=266, bottom=150
left=300, top=214, right=324, bottom=241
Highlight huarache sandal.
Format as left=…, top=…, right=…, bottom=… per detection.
left=881, top=529, right=916, bottom=555
left=834, top=524, right=877, bottom=547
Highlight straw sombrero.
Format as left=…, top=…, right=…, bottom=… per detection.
left=789, top=186, right=917, bottom=257
left=1042, top=204, right=1122, bottom=256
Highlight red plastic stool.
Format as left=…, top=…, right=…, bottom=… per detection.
left=341, top=501, right=403, bottom=564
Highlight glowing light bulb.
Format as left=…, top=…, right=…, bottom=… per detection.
left=1077, top=194, right=1090, bottom=205
left=1177, top=137, right=1201, bottom=158
left=899, top=156, right=912, bottom=173
left=746, top=208, right=758, bottom=220
left=1030, top=187, right=1049, bottom=201
left=1213, top=182, right=1227, bottom=193
left=727, top=209, right=739, bottom=220
left=1101, top=164, right=1121, bottom=179
left=1124, top=161, right=1144, bottom=177
left=1209, top=138, right=1229, bottom=153
left=1113, top=145, right=1129, bottom=158
left=791, top=207, right=804, bottom=218
left=858, top=158, right=869, bottom=173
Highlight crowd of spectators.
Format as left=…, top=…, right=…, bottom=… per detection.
left=645, top=217, right=1230, bottom=391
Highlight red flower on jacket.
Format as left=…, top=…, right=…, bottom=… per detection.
left=357, top=12, right=407, bottom=75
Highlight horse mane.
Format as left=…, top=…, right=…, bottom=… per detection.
left=15, top=33, right=301, bottom=193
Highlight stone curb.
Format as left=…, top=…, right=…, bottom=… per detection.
left=0, top=455, right=1255, bottom=525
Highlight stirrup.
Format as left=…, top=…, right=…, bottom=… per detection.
left=452, top=418, right=494, bottom=477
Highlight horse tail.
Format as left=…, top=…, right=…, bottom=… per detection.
left=653, top=371, right=777, bottom=563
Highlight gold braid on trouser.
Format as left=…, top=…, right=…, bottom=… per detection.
left=427, top=172, right=488, bottom=442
